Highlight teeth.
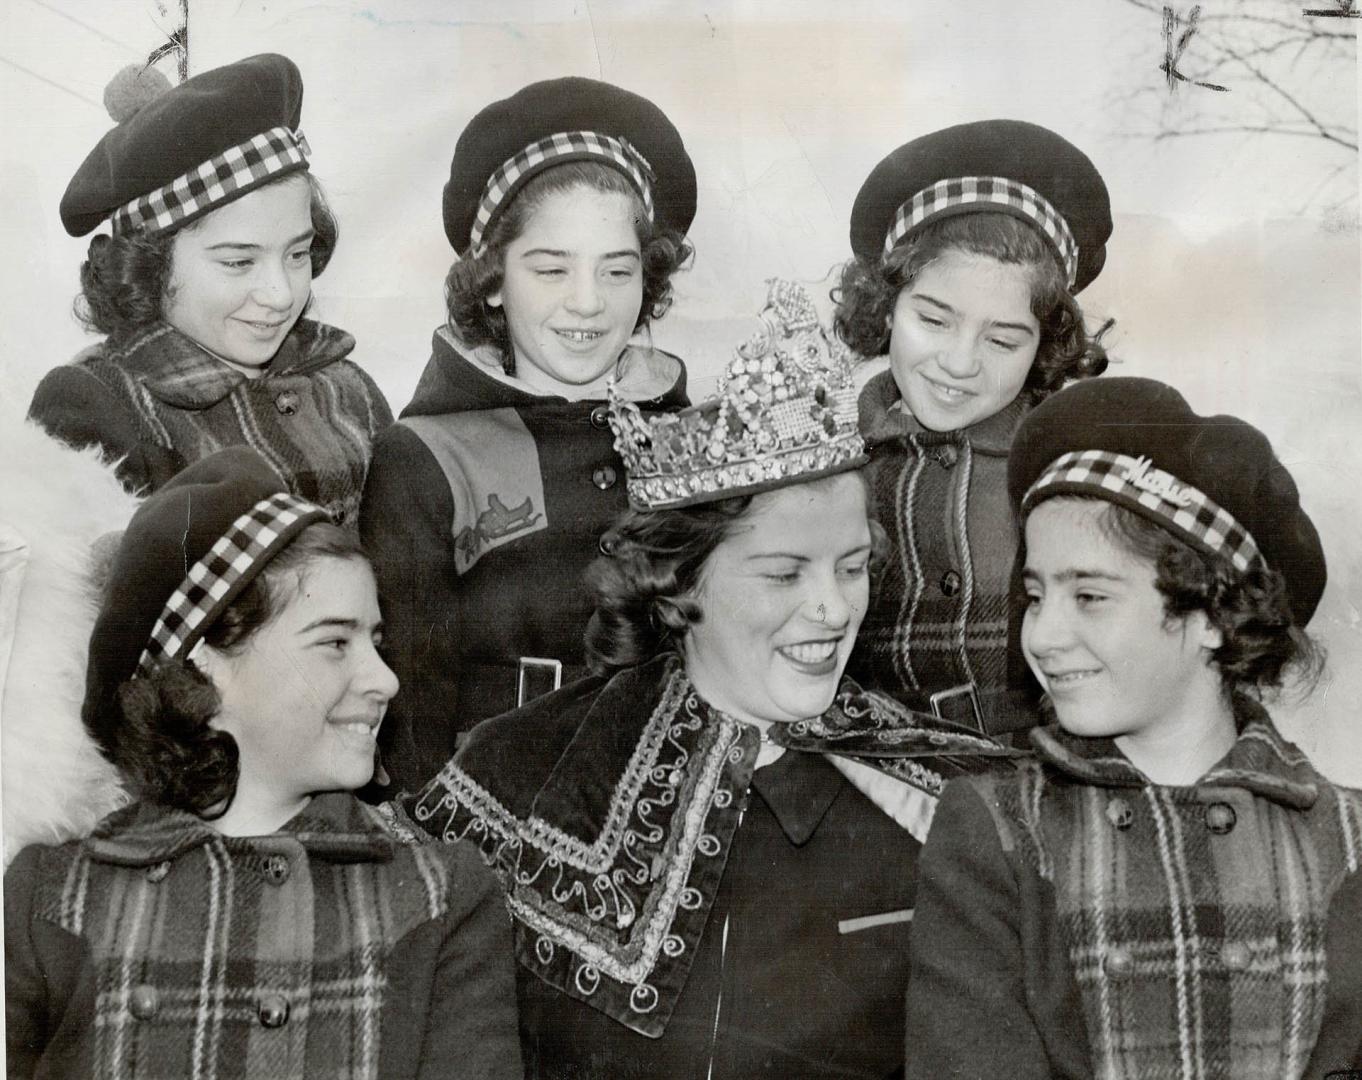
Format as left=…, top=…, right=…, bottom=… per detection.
left=781, top=641, right=838, bottom=664
left=558, top=329, right=604, bottom=341
left=1048, top=670, right=1096, bottom=685
left=335, top=722, right=374, bottom=735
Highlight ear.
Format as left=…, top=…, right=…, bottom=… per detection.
left=1187, top=611, right=1224, bottom=654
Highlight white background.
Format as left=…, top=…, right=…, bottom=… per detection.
left=1, top=0, right=1359, bottom=781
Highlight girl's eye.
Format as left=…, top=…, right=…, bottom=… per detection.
left=220, top=259, right=253, bottom=270
left=1075, top=592, right=1107, bottom=607
left=988, top=337, right=1023, bottom=352
left=1023, top=591, right=1042, bottom=607
left=764, top=570, right=800, bottom=585
left=606, top=266, right=637, bottom=281
left=321, top=638, right=349, bottom=653
left=287, top=249, right=312, bottom=265
left=533, top=267, right=567, bottom=279
left=838, top=562, right=869, bottom=580
left=917, top=313, right=946, bottom=328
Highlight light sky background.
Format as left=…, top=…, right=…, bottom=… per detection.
left=1, top=0, right=1359, bottom=780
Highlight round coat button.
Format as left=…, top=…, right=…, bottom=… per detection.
left=1106, top=797, right=1135, bottom=831
left=1204, top=803, right=1237, bottom=834
left=598, top=533, right=617, bottom=556
left=257, top=994, right=291, bottom=1028
left=1104, top=949, right=1134, bottom=979
left=262, top=854, right=291, bottom=884
left=592, top=465, right=618, bottom=490
left=1220, top=942, right=1250, bottom=971
left=931, top=444, right=959, bottom=468
left=274, top=390, right=300, bottom=416
left=130, top=985, right=160, bottom=1020
left=940, top=570, right=962, bottom=597
left=590, top=404, right=611, bottom=429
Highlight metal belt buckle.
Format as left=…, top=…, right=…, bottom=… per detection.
left=928, top=683, right=986, bottom=735
left=517, top=656, right=563, bottom=709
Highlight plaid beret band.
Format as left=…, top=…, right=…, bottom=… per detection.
left=111, top=125, right=311, bottom=236
left=136, top=492, right=328, bottom=673
left=1024, top=449, right=1263, bottom=572
left=884, top=175, right=1079, bottom=288
left=468, top=130, right=655, bottom=254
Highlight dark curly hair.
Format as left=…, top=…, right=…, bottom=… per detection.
left=112, top=522, right=366, bottom=816
left=1040, top=497, right=1324, bottom=698
left=75, top=171, right=339, bottom=341
left=585, top=474, right=887, bottom=675
left=833, top=212, right=1109, bottom=401
left=445, top=160, right=693, bottom=375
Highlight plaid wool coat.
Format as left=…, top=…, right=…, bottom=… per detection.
left=904, top=702, right=1362, bottom=1080
left=28, top=318, right=392, bottom=526
left=4, top=792, right=523, bottom=1079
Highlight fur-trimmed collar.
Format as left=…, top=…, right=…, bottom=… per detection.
left=99, top=318, right=356, bottom=410
left=1029, top=699, right=1321, bottom=810
left=857, top=368, right=1030, bottom=455
left=82, top=791, right=399, bottom=867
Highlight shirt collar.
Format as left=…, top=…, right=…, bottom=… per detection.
left=750, top=749, right=845, bottom=846
left=1028, top=699, right=1321, bottom=810
left=860, top=369, right=1030, bottom=454
left=82, top=791, right=398, bottom=867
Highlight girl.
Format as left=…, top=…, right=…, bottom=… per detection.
left=360, top=77, right=696, bottom=789
left=406, top=283, right=1015, bottom=1078
left=905, top=376, right=1361, bottom=1079
left=4, top=447, right=521, bottom=1079
left=28, top=54, right=392, bottom=525
left=835, top=119, right=1112, bottom=734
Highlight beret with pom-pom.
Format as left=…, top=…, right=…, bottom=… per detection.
left=102, top=64, right=172, bottom=124
left=62, top=53, right=307, bottom=237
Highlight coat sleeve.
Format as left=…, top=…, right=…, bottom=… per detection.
left=5, top=846, right=49, bottom=1077
left=27, top=364, right=155, bottom=495
left=904, top=777, right=1053, bottom=1080
left=419, top=845, right=523, bottom=1080
left=360, top=422, right=465, bottom=792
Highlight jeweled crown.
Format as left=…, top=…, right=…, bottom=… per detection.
left=609, top=279, right=867, bottom=510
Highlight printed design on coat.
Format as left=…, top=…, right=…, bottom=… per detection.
left=410, top=664, right=758, bottom=1038
left=401, top=410, right=549, bottom=574
left=454, top=493, right=543, bottom=565
left=977, top=719, right=1362, bottom=1080
left=33, top=799, right=455, bottom=1080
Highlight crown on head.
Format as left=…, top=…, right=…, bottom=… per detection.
left=609, top=279, right=866, bottom=510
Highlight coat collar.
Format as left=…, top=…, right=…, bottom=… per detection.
left=107, top=318, right=356, bottom=410
left=1029, top=699, right=1321, bottom=810
left=858, top=368, right=1030, bottom=455
left=83, top=791, right=399, bottom=866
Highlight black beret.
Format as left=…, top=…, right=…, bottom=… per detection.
left=62, top=54, right=307, bottom=238
left=442, top=76, right=696, bottom=253
left=850, top=119, right=1112, bottom=293
left=82, top=448, right=328, bottom=753
left=1008, top=377, right=1326, bottom=625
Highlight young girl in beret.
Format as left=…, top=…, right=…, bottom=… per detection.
left=27, top=55, right=391, bottom=525
left=360, top=77, right=695, bottom=789
left=835, top=120, right=1112, bottom=734
left=4, top=447, right=521, bottom=1079
left=905, top=377, right=1362, bottom=1079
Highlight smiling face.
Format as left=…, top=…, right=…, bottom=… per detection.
left=1022, top=498, right=1226, bottom=759
left=889, top=248, right=1041, bottom=431
left=489, top=184, right=645, bottom=394
left=161, top=174, right=314, bottom=375
left=683, top=474, right=873, bottom=727
left=201, top=556, right=398, bottom=807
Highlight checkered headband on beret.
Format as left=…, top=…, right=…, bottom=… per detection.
left=885, top=176, right=1079, bottom=288
left=468, top=130, right=655, bottom=255
left=1023, top=449, right=1263, bottom=573
left=110, top=125, right=311, bottom=236
left=136, top=492, right=328, bottom=672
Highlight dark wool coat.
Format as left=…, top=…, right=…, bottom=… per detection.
left=4, top=792, right=523, bottom=1080
left=905, top=705, right=1362, bottom=1080
left=359, top=328, right=688, bottom=791
left=848, top=371, right=1037, bottom=733
left=28, top=319, right=393, bottom=525
left=404, top=654, right=1008, bottom=1080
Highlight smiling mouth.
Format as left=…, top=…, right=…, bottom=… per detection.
left=239, top=318, right=287, bottom=331
left=776, top=639, right=843, bottom=675
left=554, top=328, right=607, bottom=343
left=920, top=372, right=975, bottom=400
left=332, top=719, right=380, bottom=737
left=1044, top=669, right=1101, bottom=688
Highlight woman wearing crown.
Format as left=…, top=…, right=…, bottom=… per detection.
left=401, top=281, right=1017, bottom=1078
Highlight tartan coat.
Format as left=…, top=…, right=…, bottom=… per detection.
left=904, top=702, right=1362, bottom=1080
left=27, top=318, right=393, bottom=526
left=405, top=653, right=1017, bottom=1079
left=847, top=371, right=1038, bottom=734
left=4, top=791, right=523, bottom=1079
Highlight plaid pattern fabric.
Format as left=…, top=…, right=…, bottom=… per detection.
left=111, top=126, right=310, bottom=236
left=980, top=714, right=1362, bottom=1080
left=884, top=175, right=1080, bottom=287
left=1025, top=448, right=1262, bottom=572
left=468, top=130, right=655, bottom=253
left=137, top=492, right=327, bottom=672
left=32, top=795, right=456, bottom=1079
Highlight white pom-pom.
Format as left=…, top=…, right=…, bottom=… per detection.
left=103, top=64, right=172, bottom=124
